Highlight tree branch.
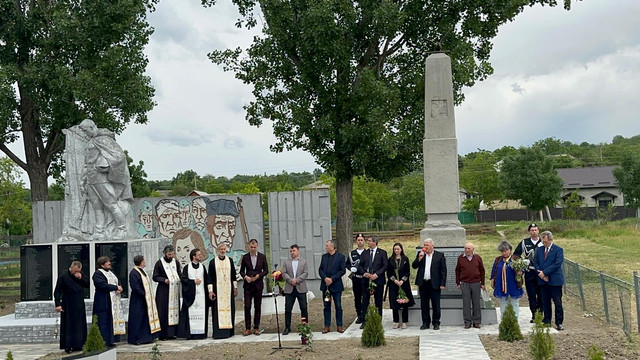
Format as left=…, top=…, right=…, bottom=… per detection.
left=0, top=143, right=27, bottom=170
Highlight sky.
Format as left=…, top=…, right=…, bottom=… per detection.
left=8, top=0, right=640, bottom=184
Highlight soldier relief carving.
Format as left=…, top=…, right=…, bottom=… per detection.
left=59, top=119, right=136, bottom=241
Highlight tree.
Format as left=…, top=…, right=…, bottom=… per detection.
left=613, top=154, right=640, bottom=219
left=394, top=172, right=425, bottom=223
left=0, top=157, right=32, bottom=235
left=499, top=147, right=563, bottom=218
left=459, top=150, right=502, bottom=210
left=125, top=151, right=151, bottom=198
left=0, top=0, right=157, bottom=201
left=562, top=190, right=584, bottom=220
left=205, top=0, right=574, bottom=254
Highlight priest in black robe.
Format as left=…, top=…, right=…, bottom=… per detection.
left=152, top=244, right=182, bottom=340
left=92, top=256, right=125, bottom=347
left=128, top=255, right=160, bottom=344
left=208, top=243, right=238, bottom=339
left=54, top=261, right=89, bottom=353
left=177, top=248, right=214, bottom=339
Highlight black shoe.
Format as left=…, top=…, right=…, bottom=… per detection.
left=283, top=328, right=291, bottom=335
left=420, top=324, right=429, bottom=330
left=355, top=317, right=364, bottom=324
left=556, top=324, right=564, bottom=331
left=65, top=349, right=73, bottom=354
left=530, top=319, right=535, bottom=323
left=359, top=323, right=366, bottom=329
left=107, top=344, right=117, bottom=348
left=433, top=325, right=440, bottom=330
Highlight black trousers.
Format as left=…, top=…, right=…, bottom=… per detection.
left=284, top=287, right=308, bottom=329
left=540, top=284, right=563, bottom=326
left=525, top=272, right=543, bottom=317
left=352, top=276, right=364, bottom=320
left=361, top=279, right=383, bottom=319
left=419, top=281, right=442, bottom=326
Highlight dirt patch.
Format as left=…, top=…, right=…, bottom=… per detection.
left=0, top=295, right=18, bottom=316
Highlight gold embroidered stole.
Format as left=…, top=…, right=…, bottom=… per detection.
left=98, top=269, right=126, bottom=335
left=214, top=256, right=233, bottom=329
left=161, top=257, right=180, bottom=326
left=134, top=267, right=161, bottom=334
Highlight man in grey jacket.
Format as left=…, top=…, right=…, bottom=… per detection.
left=281, top=244, right=309, bottom=335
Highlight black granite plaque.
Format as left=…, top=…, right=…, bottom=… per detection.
left=95, top=242, right=128, bottom=298
left=57, top=243, right=91, bottom=299
left=20, top=245, right=53, bottom=301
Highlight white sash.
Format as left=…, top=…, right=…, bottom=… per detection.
left=98, top=269, right=126, bottom=335
left=161, top=257, right=181, bottom=326
left=186, top=264, right=206, bottom=334
left=214, top=257, right=233, bottom=329
left=134, top=267, right=161, bottom=334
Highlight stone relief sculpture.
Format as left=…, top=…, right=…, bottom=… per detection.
left=59, top=119, right=136, bottom=241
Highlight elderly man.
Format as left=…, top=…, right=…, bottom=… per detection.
left=319, top=240, right=346, bottom=333
left=535, top=230, right=565, bottom=331
left=412, top=238, right=447, bottom=330
left=54, top=261, right=89, bottom=354
left=455, top=242, right=485, bottom=329
left=152, top=244, right=182, bottom=340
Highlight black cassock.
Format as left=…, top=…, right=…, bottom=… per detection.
left=177, top=262, right=210, bottom=339
left=92, top=271, right=120, bottom=346
left=127, top=268, right=158, bottom=344
left=152, top=257, right=181, bottom=340
left=54, top=271, right=89, bottom=351
left=208, top=256, right=236, bottom=339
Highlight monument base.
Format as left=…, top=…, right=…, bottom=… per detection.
left=407, top=292, right=498, bottom=326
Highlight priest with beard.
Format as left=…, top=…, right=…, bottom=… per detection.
left=128, top=255, right=161, bottom=344
left=177, top=248, right=213, bottom=339
left=208, top=243, right=238, bottom=339
left=152, top=244, right=182, bottom=340
left=54, top=261, right=89, bottom=354
left=92, top=256, right=125, bottom=347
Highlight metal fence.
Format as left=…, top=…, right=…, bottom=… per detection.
left=564, top=259, right=634, bottom=339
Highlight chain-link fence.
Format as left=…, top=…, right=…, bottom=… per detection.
left=564, top=259, right=633, bottom=339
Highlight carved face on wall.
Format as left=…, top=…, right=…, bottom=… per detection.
left=156, top=199, right=181, bottom=239
left=139, top=201, right=153, bottom=232
left=174, top=236, right=195, bottom=268
left=179, top=199, right=191, bottom=228
left=192, top=198, right=207, bottom=231
left=208, top=214, right=236, bottom=249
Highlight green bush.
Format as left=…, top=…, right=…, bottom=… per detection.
left=528, top=311, right=555, bottom=360
left=498, top=302, right=523, bottom=342
left=6, top=350, right=13, bottom=360
left=587, top=345, right=605, bottom=360
left=361, top=306, right=385, bottom=347
left=83, top=315, right=106, bottom=354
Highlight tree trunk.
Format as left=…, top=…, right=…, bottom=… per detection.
left=27, top=162, right=49, bottom=201
left=545, top=206, right=552, bottom=221
left=335, top=177, right=353, bottom=256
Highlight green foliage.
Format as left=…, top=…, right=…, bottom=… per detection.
left=499, top=147, right=563, bottom=212
left=0, top=0, right=158, bottom=201
left=47, top=182, right=65, bottom=201
left=206, top=0, right=575, bottom=253
left=150, top=339, right=162, bottom=360
left=498, top=302, right=523, bottom=342
left=126, top=151, right=151, bottom=198
left=394, top=172, right=425, bottom=221
left=596, top=203, right=616, bottom=224
left=528, top=311, right=555, bottom=360
left=0, top=158, right=32, bottom=235
left=361, top=306, right=385, bottom=347
left=587, top=345, right=605, bottom=360
left=84, top=315, right=106, bottom=354
left=460, top=150, right=502, bottom=209
left=613, top=154, right=640, bottom=212
left=5, top=350, right=13, bottom=360
left=562, top=191, right=585, bottom=220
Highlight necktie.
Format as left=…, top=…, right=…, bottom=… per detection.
left=544, top=247, right=549, bottom=260
left=369, top=249, right=374, bottom=273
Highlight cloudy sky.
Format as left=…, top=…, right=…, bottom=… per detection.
left=9, top=0, right=640, bottom=183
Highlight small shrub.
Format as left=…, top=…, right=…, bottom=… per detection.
left=150, top=339, right=162, bottom=359
left=361, top=306, right=385, bottom=347
left=587, top=345, right=605, bottom=360
left=528, top=311, right=555, bottom=360
left=498, top=302, right=523, bottom=342
left=83, top=315, right=106, bottom=354
left=6, top=350, right=13, bottom=360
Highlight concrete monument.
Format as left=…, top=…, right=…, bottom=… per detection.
left=59, top=119, right=136, bottom=241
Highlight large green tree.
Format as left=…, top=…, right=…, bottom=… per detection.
left=499, top=147, right=563, bottom=219
left=0, top=0, right=157, bottom=201
left=0, top=157, right=31, bottom=235
left=613, top=154, right=640, bottom=219
left=459, top=150, right=502, bottom=211
left=204, top=0, right=574, bottom=254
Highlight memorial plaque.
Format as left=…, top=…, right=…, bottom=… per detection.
left=57, top=243, right=90, bottom=299
left=20, top=245, right=53, bottom=301
left=95, top=242, right=129, bottom=298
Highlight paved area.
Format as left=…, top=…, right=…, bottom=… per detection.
left=0, top=308, right=548, bottom=359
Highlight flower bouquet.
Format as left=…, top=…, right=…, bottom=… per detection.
left=323, top=289, right=332, bottom=303
left=368, top=280, right=377, bottom=295
left=510, top=257, right=529, bottom=288
left=297, top=317, right=313, bottom=345
left=270, top=269, right=285, bottom=294
left=397, top=288, right=409, bottom=304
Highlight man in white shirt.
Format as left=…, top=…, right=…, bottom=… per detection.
left=281, top=244, right=309, bottom=335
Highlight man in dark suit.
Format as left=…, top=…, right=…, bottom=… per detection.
left=239, top=238, right=268, bottom=336
left=412, top=238, right=447, bottom=330
left=347, top=233, right=366, bottom=324
left=318, top=240, right=346, bottom=333
left=281, top=244, right=309, bottom=335
left=357, top=235, right=388, bottom=329
left=534, top=230, right=565, bottom=331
